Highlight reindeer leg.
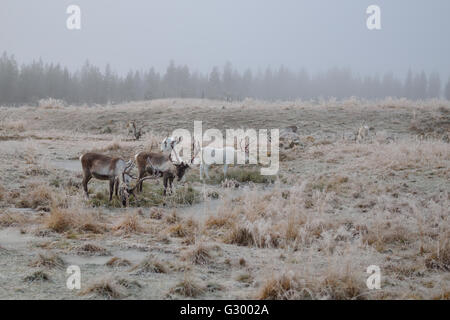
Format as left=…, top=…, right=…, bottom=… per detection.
left=138, top=170, right=145, bottom=193
left=109, top=178, right=115, bottom=201
left=82, top=173, right=92, bottom=198
left=114, top=178, right=119, bottom=197
left=131, top=189, right=139, bottom=206
left=223, top=163, right=228, bottom=179
left=163, top=175, right=168, bottom=196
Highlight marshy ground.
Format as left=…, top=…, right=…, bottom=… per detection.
left=0, top=98, right=449, bottom=299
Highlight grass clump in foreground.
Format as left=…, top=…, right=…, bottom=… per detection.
left=29, top=251, right=65, bottom=269
left=257, top=269, right=367, bottom=300
left=45, top=207, right=107, bottom=234
left=0, top=212, right=29, bottom=227
left=80, top=277, right=126, bottom=299
left=23, top=270, right=51, bottom=283
left=183, top=243, right=212, bottom=265
left=112, top=212, right=143, bottom=234
left=105, top=257, right=132, bottom=268
left=169, top=275, right=205, bottom=298
left=129, top=256, right=168, bottom=275
left=76, top=243, right=110, bottom=256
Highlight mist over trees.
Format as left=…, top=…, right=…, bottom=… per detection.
left=0, top=52, right=448, bottom=106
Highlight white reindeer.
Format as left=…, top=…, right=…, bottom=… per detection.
left=197, top=139, right=250, bottom=180
left=161, top=136, right=182, bottom=163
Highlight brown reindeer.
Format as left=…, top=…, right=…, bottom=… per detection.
left=80, top=153, right=137, bottom=204
left=134, top=151, right=192, bottom=195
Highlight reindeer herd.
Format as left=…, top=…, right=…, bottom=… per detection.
left=79, top=136, right=250, bottom=207
left=80, top=136, right=194, bottom=207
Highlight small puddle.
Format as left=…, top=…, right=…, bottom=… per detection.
left=50, top=160, right=81, bottom=172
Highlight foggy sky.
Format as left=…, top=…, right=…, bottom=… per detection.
left=1, top=0, right=449, bottom=78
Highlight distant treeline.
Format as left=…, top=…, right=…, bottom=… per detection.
left=1, top=52, right=450, bottom=106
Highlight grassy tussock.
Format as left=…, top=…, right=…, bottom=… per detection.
left=169, top=275, right=205, bottom=298
left=0, top=212, right=29, bottom=227
left=105, top=257, right=132, bottom=268
left=225, top=226, right=255, bottom=247
left=23, top=270, right=51, bottom=283
left=425, top=237, right=450, bottom=271
left=112, top=212, right=144, bottom=234
left=29, top=252, right=65, bottom=269
left=166, top=217, right=198, bottom=241
left=16, top=184, right=55, bottom=209
left=183, top=243, right=212, bottom=265
left=130, top=256, right=168, bottom=275
left=210, top=183, right=321, bottom=248
left=45, top=207, right=107, bottom=234
left=76, top=243, right=110, bottom=256
left=80, top=277, right=126, bottom=299
left=257, top=268, right=366, bottom=300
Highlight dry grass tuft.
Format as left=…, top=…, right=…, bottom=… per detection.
left=29, top=252, right=65, bottom=269
left=80, top=277, right=125, bottom=299
left=23, top=270, right=51, bottom=283
left=17, top=184, right=54, bottom=209
left=183, top=243, right=212, bottom=265
left=130, top=256, right=168, bottom=275
left=169, top=275, right=205, bottom=298
left=105, top=257, right=132, bottom=268
left=257, top=273, right=305, bottom=300
left=225, top=226, right=255, bottom=247
left=76, top=243, right=110, bottom=256
left=236, top=272, right=253, bottom=284
left=425, top=239, right=450, bottom=271
left=257, top=268, right=366, bottom=300
left=45, top=207, right=107, bottom=234
left=149, top=208, right=163, bottom=220
left=0, top=212, right=29, bottom=227
left=116, top=278, right=142, bottom=290
left=165, top=210, right=180, bottom=224
left=112, top=212, right=143, bottom=234
left=205, top=213, right=234, bottom=230
left=167, top=217, right=198, bottom=239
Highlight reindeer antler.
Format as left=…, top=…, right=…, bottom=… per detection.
left=190, top=139, right=201, bottom=164
left=239, top=138, right=251, bottom=152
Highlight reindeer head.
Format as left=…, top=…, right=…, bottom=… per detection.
left=118, top=181, right=131, bottom=206
left=121, top=160, right=136, bottom=186
left=239, top=138, right=251, bottom=155
left=174, top=161, right=190, bottom=181
left=161, top=136, right=182, bottom=152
